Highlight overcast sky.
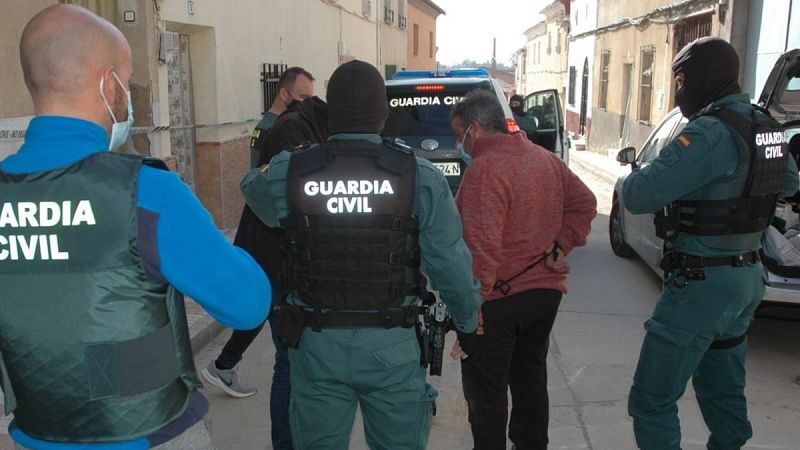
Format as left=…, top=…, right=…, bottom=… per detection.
left=434, top=0, right=551, bottom=66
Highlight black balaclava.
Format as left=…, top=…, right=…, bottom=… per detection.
left=327, top=60, right=388, bottom=134
left=509, top=94, right=525, bottom=116
left=672, top=37, right=741, bottom=118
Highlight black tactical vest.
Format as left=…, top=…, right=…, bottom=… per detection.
left=661, top=106, right=789, bottom=238
left=283, top=140, right=420, bottom=310
left=0, top=152, right=198, bottom=443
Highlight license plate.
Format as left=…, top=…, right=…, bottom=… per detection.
left=432, top=162, right=461, bottom=176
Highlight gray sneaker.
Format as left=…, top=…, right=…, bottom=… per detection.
left=201, top=362, right=257, bottom=398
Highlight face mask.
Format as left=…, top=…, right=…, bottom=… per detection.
left=285, top=98, right=302, bottom=111
left=100, top=72, right=133, bottom=150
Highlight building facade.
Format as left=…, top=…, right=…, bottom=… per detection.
left=406, top=0, right=445, bottom=70
left=0, top=0, right=408, bottom=228
left=565, top=0, right=598, bottom=144
left=517, top=0, right=570, bottom=101
left=586, top=0, right=751, bottom=154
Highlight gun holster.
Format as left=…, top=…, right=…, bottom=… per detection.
left=272, top=300, right=305, bottom=349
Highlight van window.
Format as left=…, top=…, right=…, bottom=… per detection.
left=383, top=83, right=491, bottom=138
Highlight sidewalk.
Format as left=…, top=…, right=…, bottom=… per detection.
left=569, top=147, right=630, bottom=185
left=0, top=232, right=234, bottom=450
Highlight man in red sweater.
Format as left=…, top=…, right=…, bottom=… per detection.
left=450, top=90, right=597, bottom=450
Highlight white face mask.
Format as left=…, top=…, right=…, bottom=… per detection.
left=100, top=72, right=133, bottom=150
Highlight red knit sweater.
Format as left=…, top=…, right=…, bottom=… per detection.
left=455, top=132, right=597, bottom=301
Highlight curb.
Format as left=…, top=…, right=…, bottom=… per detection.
left=191, top=321, right=225, bottom=354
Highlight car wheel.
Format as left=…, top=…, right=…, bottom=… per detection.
left=610, top=198, right=635, bottom=258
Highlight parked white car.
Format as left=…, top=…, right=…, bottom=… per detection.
left=609, top=49, right=800, bottom=304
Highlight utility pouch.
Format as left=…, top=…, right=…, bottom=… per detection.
left=273, top=302, right=305, bottom=349
left=655, top=204, right=680, bottom=240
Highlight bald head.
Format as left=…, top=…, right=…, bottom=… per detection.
left=20, top=4, right=130, bottom=106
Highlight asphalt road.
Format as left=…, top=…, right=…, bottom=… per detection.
left=195, top=158, right=800, bottom=449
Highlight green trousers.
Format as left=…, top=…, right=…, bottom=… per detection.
left=288, top=326, right=436, bottom=450
left=628, top=263, right=765, bottom=450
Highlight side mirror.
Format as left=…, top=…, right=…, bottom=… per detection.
left=617, top=146, right=637, bottom=168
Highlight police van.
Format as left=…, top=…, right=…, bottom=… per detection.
left=382, top=68, right=569, bottom=193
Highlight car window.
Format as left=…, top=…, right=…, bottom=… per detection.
left=637, top=111, right=683, bottom=164
left=524, top=91, right=559, bottom=130
left=383, top=82, right=492, bottom=138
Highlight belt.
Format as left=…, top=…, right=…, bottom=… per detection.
left=300, top=306, right=418, bottom=330
left=659, top=251, right=759, bottom=271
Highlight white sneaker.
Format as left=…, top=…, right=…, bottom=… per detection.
left=201, top=362, right=257, bottom=398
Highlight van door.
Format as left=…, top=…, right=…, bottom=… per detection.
left=524, top=89, right=569, bottom=164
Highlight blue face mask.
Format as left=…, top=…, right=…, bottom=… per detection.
left=100, top=72, right=133, bottom=150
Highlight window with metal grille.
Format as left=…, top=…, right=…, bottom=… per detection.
left=674, top=14, right=712, bottom=55
left=638, top=46, right=655, bottom=124
left=568, top=66, right=577, bottom=106
left=599, top=51, right=610, bottom=110
left=261, top=63, right=287, bottom=115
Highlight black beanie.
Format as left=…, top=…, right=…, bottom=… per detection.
left=510, top=94, right=524, bottom=103
left=327, top=60, right=388, bottom=134
left=672, top=37, right=741, bottom=118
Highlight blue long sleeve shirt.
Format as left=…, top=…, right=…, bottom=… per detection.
left=0, top=116, right=270, bottom=449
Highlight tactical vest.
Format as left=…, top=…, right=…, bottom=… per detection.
left=0, top=152, right=199, bottom=443
left=282, top=140, right=420, bottom=311
left=658, top=106, right=788, bottom=248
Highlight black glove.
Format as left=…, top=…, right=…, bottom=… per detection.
left=456, top=329, right=477, bottom=358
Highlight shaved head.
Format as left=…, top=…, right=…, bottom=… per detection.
left=20, top=4, right=130, bottom=106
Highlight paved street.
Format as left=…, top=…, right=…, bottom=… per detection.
left=195, top=150, right=800, bottom=450
left=1, top=151, right=796, bottom=450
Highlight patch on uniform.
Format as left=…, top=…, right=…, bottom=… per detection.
left=259, top=164, right=270, bottom=173
left=677, top=134, right=692, bottom=148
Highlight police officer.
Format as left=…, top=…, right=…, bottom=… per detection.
left=623, top=37, right=799, bottom=450
left=509, top=94, right=537, bottom=142
left=0, top=5, right=269, bottom=449
left=250, top=67, right=315, bottom=168
left=242, top=60, right=481, bottom=449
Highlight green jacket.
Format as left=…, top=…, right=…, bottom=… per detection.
left=623, top=93, right=799, bottom=256
left=242, top=134, right=480, bottom=333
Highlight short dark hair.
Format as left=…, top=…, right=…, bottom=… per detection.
left=451, top=89, right=507, bottom=133
left=278, top=66, right=315, bottom=91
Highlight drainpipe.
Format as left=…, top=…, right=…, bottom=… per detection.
left=376, top=0, right=382, bottom=69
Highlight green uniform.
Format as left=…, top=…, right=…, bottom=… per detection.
left=514, top=113, right=537, bottom=137
left=623, top=94, right=799, bottom=449
left=242, top=133, right=481, bottom=449
left=250, top=112, right=279, bottom=168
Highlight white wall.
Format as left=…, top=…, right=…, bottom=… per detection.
left=567, top=0, right=597, bottom=118
left=742, top=0, right=795, bottom=100
left=156, top=0, right=391, bottom=144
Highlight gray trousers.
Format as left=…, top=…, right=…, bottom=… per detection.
left=14, top=421, right=216, bottom=450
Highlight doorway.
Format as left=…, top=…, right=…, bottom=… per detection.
left=620, top=63, right=634, bottom=140
left=165, top=32, right=198, bottom=191
left=579, top=58, right=589, bottom=135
